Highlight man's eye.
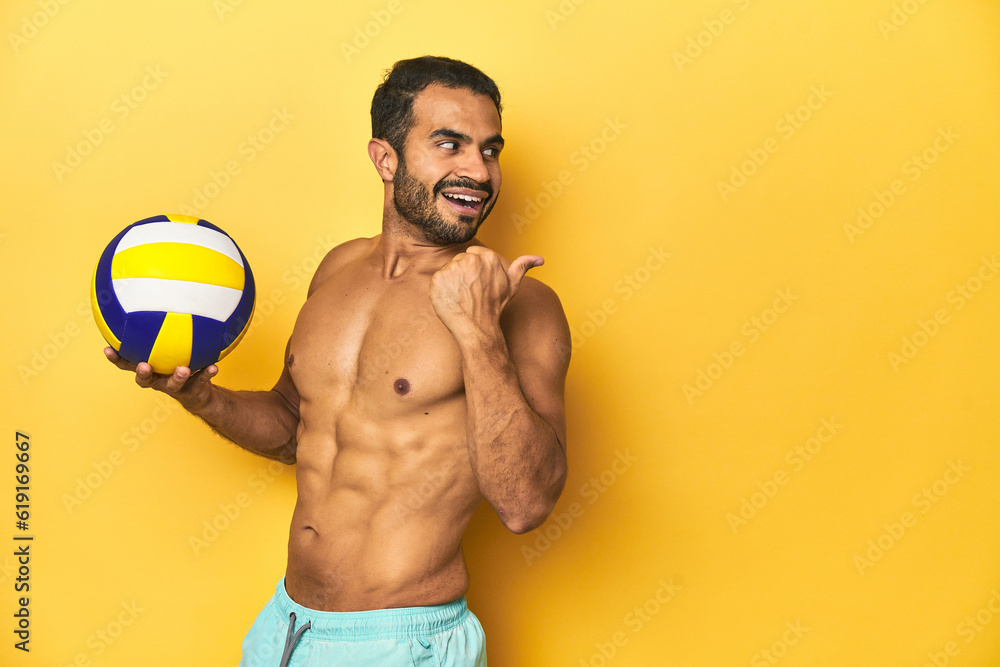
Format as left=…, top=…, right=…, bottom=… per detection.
left=483, top=147, right=500, bottom=157
left=440, top=141, right=458, bottom=150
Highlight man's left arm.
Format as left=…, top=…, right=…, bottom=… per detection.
left=430, top=247, right=570, bottom=534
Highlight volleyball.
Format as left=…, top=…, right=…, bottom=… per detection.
left=91, top=214, right=256, bottom=374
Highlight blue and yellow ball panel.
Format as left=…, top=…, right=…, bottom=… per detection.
left=197, top=217, right=257, bottom=352
left=116, top=311, right=167, bottom=368
left=91, top=215, right=256, bottom=374
left=190, top=315, right=227, bottom=372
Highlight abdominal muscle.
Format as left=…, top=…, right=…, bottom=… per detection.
left=282, top=399, right=481, bottom=612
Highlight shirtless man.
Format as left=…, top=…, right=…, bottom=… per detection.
left=104, top=56, right=569, bottom=665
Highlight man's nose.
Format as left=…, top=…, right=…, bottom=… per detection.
left=455, top=149, right=490, bottom=185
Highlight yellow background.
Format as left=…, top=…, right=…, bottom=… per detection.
left=2, top=0, right=999, bottom=664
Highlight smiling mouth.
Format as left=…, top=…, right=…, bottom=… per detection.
left=441, top=192, right=485, bottom=215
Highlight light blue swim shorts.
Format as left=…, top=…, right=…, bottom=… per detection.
left=239, top=578, right=487, bottom=667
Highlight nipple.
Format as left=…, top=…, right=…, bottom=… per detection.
left=394, top=378, right=411, bottom=395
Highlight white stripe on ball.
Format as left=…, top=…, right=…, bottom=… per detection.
left=113, top=278, right=243, bottom=321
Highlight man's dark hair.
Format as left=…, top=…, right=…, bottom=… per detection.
left=371, top=56, right=502, bottom=157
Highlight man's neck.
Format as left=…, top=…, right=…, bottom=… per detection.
left=373, top=215, right=477, bottom=280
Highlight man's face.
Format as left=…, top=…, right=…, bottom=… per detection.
left=391, top=84, right=504, bottom=245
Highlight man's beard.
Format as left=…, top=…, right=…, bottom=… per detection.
left=392, top=157, right=497, bottom=245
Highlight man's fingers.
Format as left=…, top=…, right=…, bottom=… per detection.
left=105, top=347, right=138, bottom=372
left=465, top=245, right=510, bottom=271
left=134, top=362, right=157, bottom=388
left=194, top=365, right=219, bottom=385
left=111, top=348, right=216, bottom=394
left=164, top=367, right=192, bottom=393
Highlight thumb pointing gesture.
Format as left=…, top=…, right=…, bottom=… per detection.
left=507, top=255, right=544, bottom=297
left=430, top=247, right=545, bottom=338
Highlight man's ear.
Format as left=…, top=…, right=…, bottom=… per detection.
left=368, top=138, right=398, bottom=182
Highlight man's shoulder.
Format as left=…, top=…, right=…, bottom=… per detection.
left=500, top=268, right=568, bottom=341
left=327, top=235, right=377, bottom=264
left=500, top=270, right=572, bottom=369
left=511, top=275, right=562, bottom=310
left=308, top=236, right=376, bottom=296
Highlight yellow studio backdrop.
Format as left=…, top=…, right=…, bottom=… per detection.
left=1, top=0, right=998, bottom=664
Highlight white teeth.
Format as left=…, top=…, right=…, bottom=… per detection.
left=444, top=193, right=482, bottom=203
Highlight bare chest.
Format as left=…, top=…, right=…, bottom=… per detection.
left=288, top=270, right=465, bottom=416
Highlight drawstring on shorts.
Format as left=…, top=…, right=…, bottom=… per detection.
left=278, top=611, right=311, bottom=667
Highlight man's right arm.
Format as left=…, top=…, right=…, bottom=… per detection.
left=103, top=235, right=370, bottom=464
left=184, top=338, right=300, bottom=464
left=104, top=340, right=300, bottom=464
